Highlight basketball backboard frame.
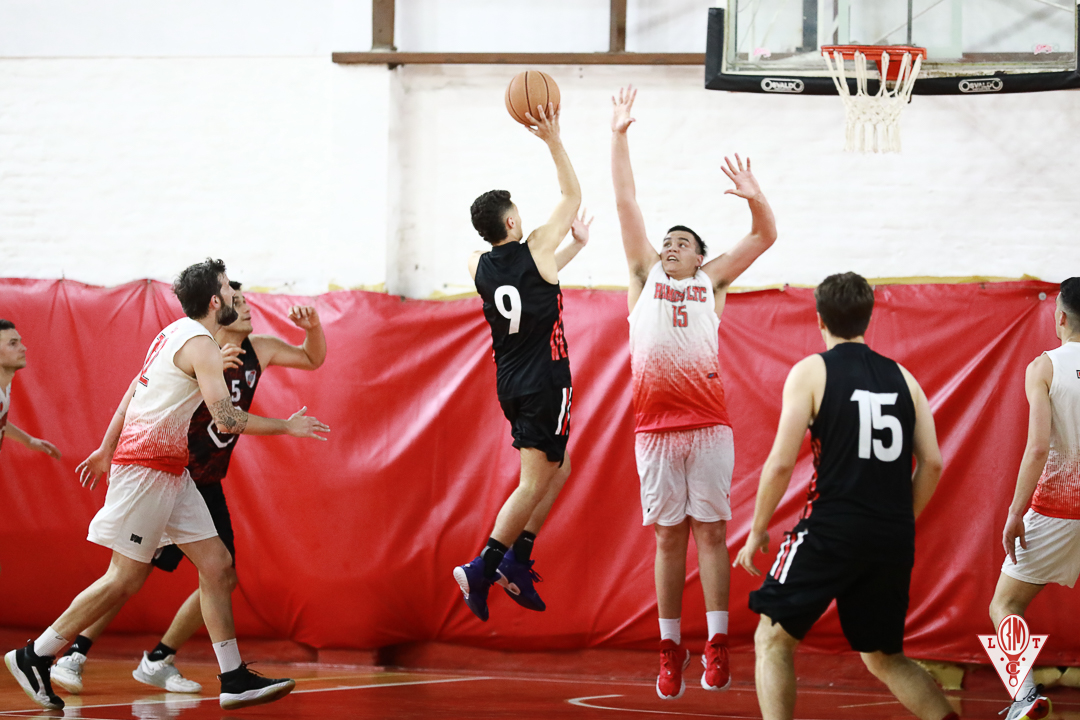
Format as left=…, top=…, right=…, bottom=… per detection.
left=705, top=2, right=1080, bottom=96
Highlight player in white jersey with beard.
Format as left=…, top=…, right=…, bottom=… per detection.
left=989, top=277, right=1080, bottom=720
left=611, top=86, right=777, bottom=699
left=4, top=259, right=329, bottom=712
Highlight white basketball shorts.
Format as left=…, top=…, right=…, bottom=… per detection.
left=87, top=463, right=219, bottom=564
left=1002, top=509, right=1080, bottom=588
left=635, top=424, right=734, bottom=526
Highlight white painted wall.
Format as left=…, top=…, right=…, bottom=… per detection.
left=0, top=1, right=1077, bottom=296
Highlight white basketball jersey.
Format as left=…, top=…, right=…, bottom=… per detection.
left=1032, top=341, right=1080, bottom=519
left=113, top=317, right=214, bottom=475
left=628, top=262, right=730, bottom=433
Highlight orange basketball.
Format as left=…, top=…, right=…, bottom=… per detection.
left=505, top=71, right=561, bottom=126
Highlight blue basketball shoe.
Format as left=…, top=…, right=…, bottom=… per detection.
left=496, top=548, right=546, bottom=612
left=453, top=557, right=492, bottom=622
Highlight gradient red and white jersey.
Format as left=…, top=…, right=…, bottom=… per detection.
left=628, top=262, right=730, bottom=433
left=0, top=382, right=9, bottom=454
left=1032, top=342, right=1080, bottom=519
left=112, top=317, right=214, bottom=475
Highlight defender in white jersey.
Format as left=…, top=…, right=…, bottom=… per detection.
left=4, top=259, right=329, bottom=712
left=0, top=319, right=62, bottom=461
left=611, top=86, right=777, bottom=699
left=988, top=278, right=1080, bottom=720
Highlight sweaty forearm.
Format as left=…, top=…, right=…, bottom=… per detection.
left=1009, top=447, right=1050, bottom=516
left=611, top=133, right=636, bottom=202
left=548, top=139, right=581, bottom=202
left=748, top=193, right=777, bottom=242
left=4, top=423, right=34, bottom=448
left=910, top=462, right=942, bottom=519
left=751, top=462, right=792, bottom=533
left=303, top=326, right=327, bottom=368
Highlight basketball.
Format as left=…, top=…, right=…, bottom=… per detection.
left=505, top=70, right=560, bottom=126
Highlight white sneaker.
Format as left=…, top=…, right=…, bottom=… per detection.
left=52, top=652, right=87, bottom=694
left=132, top=652, right=202, bottom=693
left=1004, top=685, right=1052, bottom=720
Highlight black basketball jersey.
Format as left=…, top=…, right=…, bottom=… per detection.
left=475, top=241, right=571, bottom=399
left=186, top=336, right=262, bottom=486
left=803, top=342, right=917, bottom=555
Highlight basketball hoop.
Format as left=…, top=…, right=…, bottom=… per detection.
left=821, top=45, right=926, bottom=153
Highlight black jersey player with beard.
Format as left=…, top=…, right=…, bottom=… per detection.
left=453, top=101, right=593, bottom=623
left=733, top=273, right=956, bottom=720
left=52, top=283, right=327, bottom=696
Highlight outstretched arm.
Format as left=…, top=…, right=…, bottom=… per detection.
left=611, top=86, right=658, bottom=296
left=734, top=356, right=821, bottom=576
left=250, top=305, right=327, bottom=370
left=555, top=208, right=593, bottom=271
left=525, top=103, right=582, bottom=260
left=184, top=335, right=329, bottom=440
left=1003, top=355, right=1053, bottom=563
left=701, top=155, right=777, bottom=292
left=4, top=423, right=61, bottom=460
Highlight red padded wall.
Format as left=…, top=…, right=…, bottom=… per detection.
left=0, top=278, right=1069, bottom=663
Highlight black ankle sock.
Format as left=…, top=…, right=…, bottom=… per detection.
left=147, top=642, right=176, bottom=662
left=480, top=538, right=508, bottom=579
left=66, top=635, right=94, bottom=657
left=513, top=531, right=536, bottom=563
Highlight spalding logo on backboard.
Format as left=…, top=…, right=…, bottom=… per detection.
left=760, top=78, right=805, bottom=93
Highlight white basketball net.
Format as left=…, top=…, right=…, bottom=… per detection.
left=822, top=49, right=923, bottom=153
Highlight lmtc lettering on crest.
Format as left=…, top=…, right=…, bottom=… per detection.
left=654, top=283, right=708, bottom=303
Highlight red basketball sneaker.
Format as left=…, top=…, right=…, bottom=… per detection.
left=656, top=639, right=690, bottom=700
left=701, top=633, right=731, bottom=691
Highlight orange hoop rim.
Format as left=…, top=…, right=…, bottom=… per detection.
left=821, top=44, right=927, bottom=81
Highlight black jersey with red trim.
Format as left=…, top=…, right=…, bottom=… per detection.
left=186, top=337, right=261, bottom=486
left=802, top=342, right=916, bottom=557
left=475, top=241, right=571, bottom=399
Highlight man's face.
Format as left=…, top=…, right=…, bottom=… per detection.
left=0, top=329, right=27, bottom=372
left=661, top=231, right=703, bottom=278
left=230, top=291, right=254, bottom=335
left=214, top=274, right=240, bottom=327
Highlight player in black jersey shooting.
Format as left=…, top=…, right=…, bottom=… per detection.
left=454, top=101, right=588, bottom=622
left=734, top=273, right=957, bottom=720
left=55, top=283, right=326, bottom=696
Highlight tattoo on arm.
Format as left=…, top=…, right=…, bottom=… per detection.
left=210, top=397, right=249, bottom=435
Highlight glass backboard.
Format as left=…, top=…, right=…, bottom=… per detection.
left=705, top=0, right=1080, bottom=94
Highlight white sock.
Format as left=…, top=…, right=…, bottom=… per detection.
left=34, top=627, right=68, bottom=658
left=1018, top=669, right=1036, bottom=700
left=659, top=618, right=681, bottom=645
left=706, top=611, right=729, bottom=639
left=213, top=639, right=242, bottom=674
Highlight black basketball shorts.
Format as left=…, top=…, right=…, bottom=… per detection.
left=748, top=521, right=913, bottom=655
left=152, top=481, right=236, bottom=572
left=499, top=385, right=572, bottom=464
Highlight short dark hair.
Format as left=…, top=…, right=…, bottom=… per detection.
left=471, top=190, right=514, bottom=244
left=1060, top=277, right=1080, bottom=330
left=173, top=258, right=227, bottom=319
left=815, top=272, right=875, bottom=340
left=230, top=280, right=242, bottom=291
left=0, top=319, right=14, bottom=332
left=668, top=225, right=707, bottom=257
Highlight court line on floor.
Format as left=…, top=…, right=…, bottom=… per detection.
left=567, top=694, right=848, bottom=720
left=0, top=675, right=491, bottom=715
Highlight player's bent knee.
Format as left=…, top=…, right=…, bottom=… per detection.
left=755, top=615, right=797, bottom=653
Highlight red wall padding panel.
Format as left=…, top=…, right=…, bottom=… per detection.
left=0, top=278, right=1070, bottom=663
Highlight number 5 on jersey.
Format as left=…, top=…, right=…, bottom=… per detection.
left=850, top=390, right=902, bottom=462
left=495, top=285, right=522, bottom=335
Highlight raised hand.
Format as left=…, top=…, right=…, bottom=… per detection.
left=285, top=406, right=330, bottom=441
left=721, top=154, right=763, bottom=201
left=220, top=342, right=245, bottom=370
left=570, top=207, right=594, bottom=245
left=733, top=529, right=770, bottom=576
left=524, top=102, right=561, bottom=143
left=611, top=85, right=637, bottom=134
left=288, top=305, right=321, bottom=331
left=76, top=448, right=112, bottom=490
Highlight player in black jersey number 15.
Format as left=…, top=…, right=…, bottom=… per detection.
left=455, top=101, right=588, bottom=622
left=734, top=273, right=957, bottom=720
